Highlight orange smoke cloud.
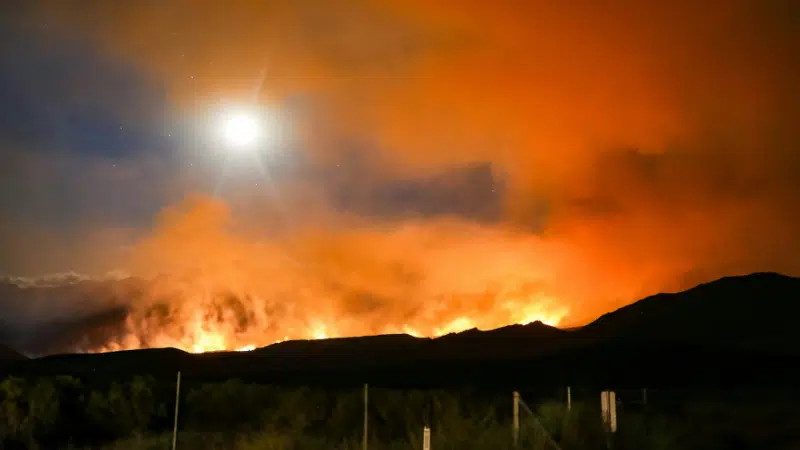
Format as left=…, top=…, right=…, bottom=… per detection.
left=101, top=196, right=574, bottom=352
left=37, top=1, right=797, bottom=175
left=15, top=1, right=800, bottom=352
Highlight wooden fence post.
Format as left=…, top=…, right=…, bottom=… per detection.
left=171, top=371, right=181, bottom=450
left=513, top=391, right=520, bottom=447
left=363, top=384, right=369, bottom=450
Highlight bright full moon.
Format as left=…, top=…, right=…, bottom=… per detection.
left=221, top=112, right=260, bottom=148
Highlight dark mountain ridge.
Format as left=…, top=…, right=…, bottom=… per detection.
left=0, top=343, right=26, bottom=362
left=583, top=272, right=800, bottom=352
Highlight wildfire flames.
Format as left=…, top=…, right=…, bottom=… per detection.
left=81, top=189, right=785, bottom=355
left=83, top=197, right=577, bottom=355
left=97, top=313, right=567, bottom=355
left=103, top=310, right=566, bottom=355
left=91, top=281, right=568, bottom=354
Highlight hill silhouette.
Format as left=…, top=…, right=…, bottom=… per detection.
left=582, top=272, right=800, bottom=353
left=0, top=343, right=26, bottom=361
left=3, top=272, right=800, bottom=388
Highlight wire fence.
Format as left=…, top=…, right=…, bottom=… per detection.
left=2, top=373, right=800, bottom=450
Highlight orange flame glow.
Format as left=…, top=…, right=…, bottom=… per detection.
left=91, top=292, right=567, bottom=354
left=83, top=197, right=645, bottom=354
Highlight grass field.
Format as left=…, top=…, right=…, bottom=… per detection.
left=1, top=375, right=799, bottom=449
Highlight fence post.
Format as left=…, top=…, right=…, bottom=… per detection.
left=363, top=383, right=369, bottom=450
left=567, top=386, right=572, bottom=411
left=513, top=391, right=520, bottom=447
left=172, top=371, right=181, bottom=450
left=642, top=388, right=647, bottom=406
left=600, top=390, right=617, bottom=433
left=423, top=425, right=431, bottom=450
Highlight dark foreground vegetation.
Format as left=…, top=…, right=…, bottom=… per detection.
left=1, top=375, right=800, bottom=450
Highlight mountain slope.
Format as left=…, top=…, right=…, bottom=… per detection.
left=581, top=272, right=800, bottom=352
left=0, top=343, right=26, bottom=362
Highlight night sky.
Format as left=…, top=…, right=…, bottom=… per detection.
left=0, top=1, right=511, bottom=276
left=1, top=1, right=799, bottom=340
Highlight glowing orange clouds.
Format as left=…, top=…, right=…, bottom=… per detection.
left=18, top=1, right=800, bottom=353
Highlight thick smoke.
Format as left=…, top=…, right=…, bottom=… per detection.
left=3, top=0, right=799, bottom=353
left=96, top=196, right=575, bottom=352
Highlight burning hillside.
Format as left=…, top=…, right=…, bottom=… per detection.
left=4, top=189, right=799, bottom=357
left=88, top=281, right=567, bottom=355
left=85, top=197, right=572, bottom=354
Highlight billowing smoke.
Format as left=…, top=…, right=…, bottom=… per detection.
left=2, top=1, right=799, bottom=354
left=88, top=195, right=578, bottom=353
